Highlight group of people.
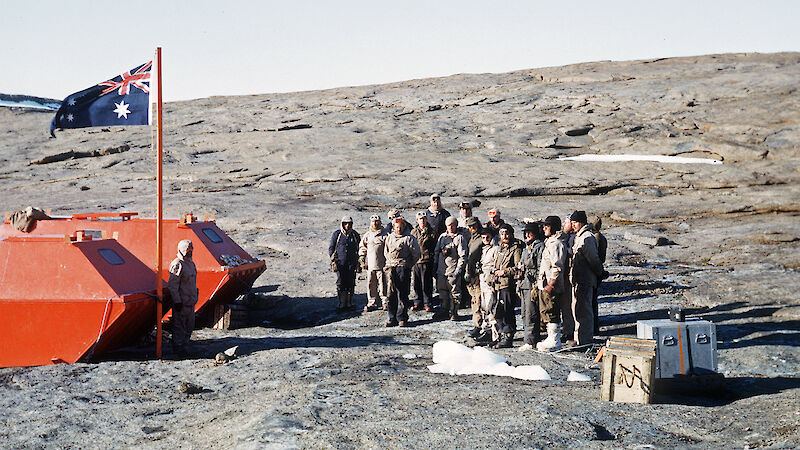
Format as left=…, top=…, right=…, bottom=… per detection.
left=328, top=194, right=608, bottom=351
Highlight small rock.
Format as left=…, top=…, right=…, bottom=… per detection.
left=558, top=125, right=593, bottom=136
left=178, top=381, right=203, bottom=395
left=624, top=232, right=673, bottom=247
left=528, top=137, right=556, bottom=148
left=215, top=353, right=231, bottom=365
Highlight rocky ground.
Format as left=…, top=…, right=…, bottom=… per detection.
left=0, top=52, right=799, bottom=448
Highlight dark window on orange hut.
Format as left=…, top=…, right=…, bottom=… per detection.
left=98, top=248, right=125, bottom=265
left=202, top=228, right=223, bottom=243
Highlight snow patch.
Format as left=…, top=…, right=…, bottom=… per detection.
left=427, top=340, right=551, bottom=381
left=560, top=154, right=722, bottom=165
left=567, top=371, right=592, bottom=382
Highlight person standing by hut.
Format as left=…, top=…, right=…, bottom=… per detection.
left=168, top=239, right=198, bottom=358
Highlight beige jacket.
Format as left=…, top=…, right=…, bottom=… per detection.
left=383, top=231, right=421, bottom=269
left=168, top=255, right=198, bottom=307
left=359, top=228, right=387, bottom=271
left=538, top=231, right=568, bottom=293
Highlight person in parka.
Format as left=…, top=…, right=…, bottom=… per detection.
left=433, top=216, right=467, bottom=320
left=383, top=216, right=421, bottom=327
left=587, top=215, right=608, bottom=334
left=329, top=215, right=361, bottom=312
left=410, top=211, right=437, bottom=311
left=359, top=215, right=388, bottom=312
left=518, top=221, right=545, bottom=350
left=568, top=210, right=604, bottom=346
left=168, top=239, right=198, bottom=357
left=536, top=216, right=569, bottom=352
left=425, top=193, right=452, bottom=239
left=489, top=224, right=523, bottom=348
left=463, top=216, right=485, bottom=338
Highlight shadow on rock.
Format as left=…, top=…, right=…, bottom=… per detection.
left=656, top=376, right=800, bottom=406
left=100, top=334, right=405, bottom=363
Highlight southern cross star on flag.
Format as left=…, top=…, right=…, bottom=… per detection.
left=50, top=61, right=152, bottom=137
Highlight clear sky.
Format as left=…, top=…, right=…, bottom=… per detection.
left=3, top=0, right=799, bottom=102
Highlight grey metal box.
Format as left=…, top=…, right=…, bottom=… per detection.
left=637, top=318, right=717, bottom=378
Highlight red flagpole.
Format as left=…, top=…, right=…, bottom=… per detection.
left=155, top=47, right=164, bottom=359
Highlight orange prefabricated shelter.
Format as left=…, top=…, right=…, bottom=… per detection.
left=0, top=233, right=157, bottom=367
left=0, top=212, right=266, bottom=323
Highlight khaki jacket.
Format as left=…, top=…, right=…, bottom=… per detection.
left=538, top=231, right=568, bottom=293
left=168, top=255, right=198, bottom=307
left=411, top=225, right=437, bottom=264
left=570, top=225, right=604, bottom=287
left=359, top=228, right=387, bottom=271
left=384, top=231, right=421, bottom=269
left=492, top=238, right=523, bottom=290
left=434, top=231, right=467, bottom=280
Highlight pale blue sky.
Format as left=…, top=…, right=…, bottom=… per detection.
left=3, top=1, right=799, bottom=101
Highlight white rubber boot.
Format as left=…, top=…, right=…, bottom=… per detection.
left=536, top=322, right=562, bottom=352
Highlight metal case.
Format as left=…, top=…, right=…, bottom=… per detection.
left=636, top=318, right=717, bottom=378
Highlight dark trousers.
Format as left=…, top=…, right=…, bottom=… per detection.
left=493, top=288, right=517, bottom=335
left=336, top=265, right=356, bottom=293
left=520, top=288, right=540, bottom=345
left=387, top=266, right=412, bottom=323
left=411, top=261, right=433, bottom=307
left=572, top=282, right=595, bottom=345
left=592, top=283, right=600, bottom=334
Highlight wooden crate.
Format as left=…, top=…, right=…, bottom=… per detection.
left=212, top=303, right=249, bottom=330
left=601, top=337, right=657, bottom=404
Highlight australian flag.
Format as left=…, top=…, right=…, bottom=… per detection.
left=50, top=61, right=152, bottom=137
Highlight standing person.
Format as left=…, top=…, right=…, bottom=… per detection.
left=568, top=211, right=604, bottom=347
left=359, top=215, right=388, bottom=312
left=536, top=216, right=569, bottom=352
left=456, top=199, right=476, bottom=229
left=559, top=213, right=576, bottom=342
left=489, top=224, right=523, bottom=348
left=384, top=209, right=399, bottom=234
left=329, top=216, right=361, bottom=313
left=464, top=217, right=485, bottom=338
left=383, top=216, right=421, bottom=327
left=410, top=211, right=437, bottom=311
left=587, top=215, right=608, bottom=334
left=433, top=216, right=467, bottom=320
left=518, top=222, right=545, bottom=351
left=425, top=193, right=451, bottom=239
left=168, top=239, right=198, bottom=358
left=474, top=227, right=498, bottom=344
left=484, top=209, right=506, bottom=233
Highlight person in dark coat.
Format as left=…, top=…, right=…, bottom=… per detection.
left=587, top=215, right=608, bottom=335
left=329, top=215, right=361, bottom=312
left=411, top=211, right=437, bottom=311
left=518, top=221, right=545, bottom=350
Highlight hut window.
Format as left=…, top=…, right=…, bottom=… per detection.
left=98, top=248, right=125, bottom=265
left=202, top=228, right=223, bottom=243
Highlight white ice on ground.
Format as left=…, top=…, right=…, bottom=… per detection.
left=427, top=341, right=551, bottom=381
left=402, top=353, right=418, bottom=359
left=567, top=371, right=592, bottom=382
left=560, top=154, right=722, bottom=165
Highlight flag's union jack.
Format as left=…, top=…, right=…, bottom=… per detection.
left=98, top=61, right=152, bottom=96
left=50, top=60, right=152, bottom=136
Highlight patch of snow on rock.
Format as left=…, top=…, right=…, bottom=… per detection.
left=428, top=340, right=551, bottom=381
